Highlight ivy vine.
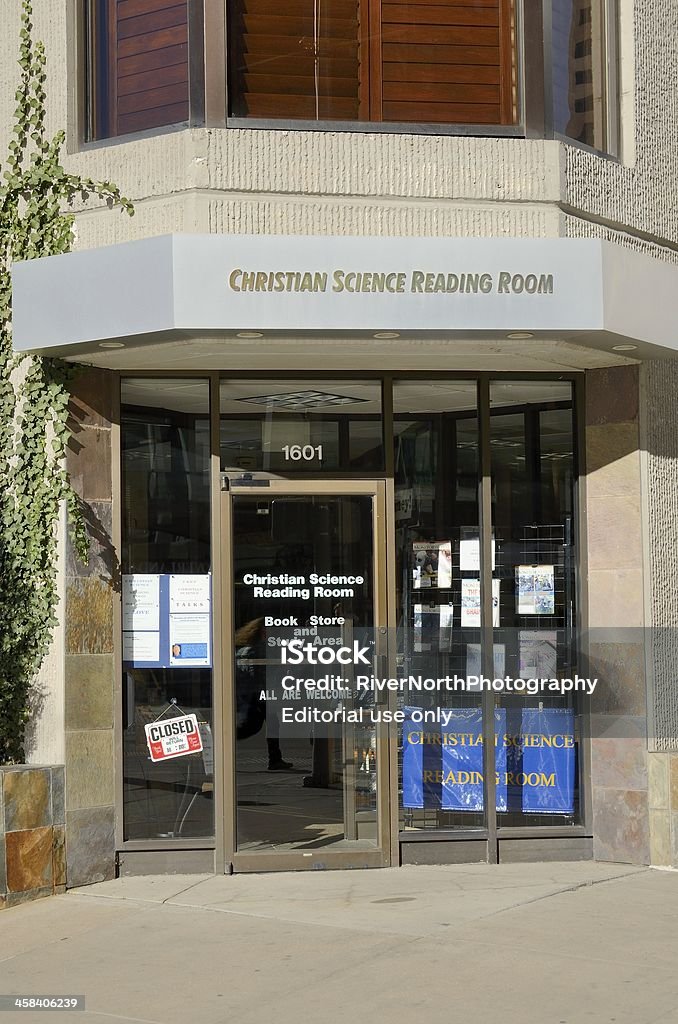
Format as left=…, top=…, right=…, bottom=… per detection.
left=0, top=0, right=133, bottom=763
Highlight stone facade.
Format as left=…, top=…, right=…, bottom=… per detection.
left=585, top=366, right=650, bottom=864
left=640, top=360, right=678, bottom=866
left=583, top=361, right=678, bottom=868
left=63, top=369, right=117, bottom=886
left=0, top=766, right=66, bottom=909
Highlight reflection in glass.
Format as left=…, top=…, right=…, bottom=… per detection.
left=552, top=0, right=612, bottom=150
left=227, top=0, right=517, bottom=127
left=232, top=493, right=379, bottom=852
left=121, top=379, right=213, bottom=840
left=220, top=380, right=383, bottom=475
left=489, top=380, right=580, bottom=826
left=122, top=670, right=214, bottom=840
left=122, top=379, right=210, bottom=574
left=228, top=0, right=365, bottom=121
left=393, top=381, right=485, bottom=832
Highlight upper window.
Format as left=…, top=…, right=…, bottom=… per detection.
left=85, top=0, right=618, bottom=152
left=227, top=0, right=517, bottom=125
left=86, top=0, right=191, bottom=139
left=551, top=0, right=616, bottom=150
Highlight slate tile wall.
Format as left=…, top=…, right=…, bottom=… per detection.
left=64, top=368, right=117, bottom=887
left=0, top=766, right=66, bottom=909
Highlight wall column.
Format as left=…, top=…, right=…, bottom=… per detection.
left=64, top=369, right=117, bottom=886
left=585, top=365, right=650, bottom=864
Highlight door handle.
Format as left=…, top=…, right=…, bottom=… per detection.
left=375, top=651, right=389, bottom=705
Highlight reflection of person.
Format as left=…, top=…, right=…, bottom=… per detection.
left=171, top=644, right=182, bottom=658
left=235, top=618, right=292, bottom=771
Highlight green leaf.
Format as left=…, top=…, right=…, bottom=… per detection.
left=0, top=0, right=133, bottom=764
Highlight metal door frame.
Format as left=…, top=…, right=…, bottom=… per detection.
left=221, top=478, right=394, bottom=872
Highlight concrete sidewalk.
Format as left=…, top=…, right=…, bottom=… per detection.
left=1, top=862, right=678, bottom=1024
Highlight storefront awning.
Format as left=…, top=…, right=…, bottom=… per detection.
left=11, top=235, right=678, bottom=369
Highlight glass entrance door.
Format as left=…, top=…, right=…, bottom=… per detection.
left=223, top=480, right=391, bottom=871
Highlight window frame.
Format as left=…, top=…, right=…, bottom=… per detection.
left=544, top=0, right=621, bottom=157
left=82, top=0, right=207, bottom=143
left=79, top=0, right=620, bottom=159
left=112, top=369, right=590, bottom=858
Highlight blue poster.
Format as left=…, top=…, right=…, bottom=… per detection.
left=402, top=707, right=507, bottom=812
left=505, top=707, right=575, bottom=814
left=403, top=706, right=575, bottom=814
left=122, top=573, right=212, bottom=669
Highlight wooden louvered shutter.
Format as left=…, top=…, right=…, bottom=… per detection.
left=376, top=0, right=516, bottom=124
left=228, top=0, right=369, bottom=120
left=105, top=0, right=190, bottom=137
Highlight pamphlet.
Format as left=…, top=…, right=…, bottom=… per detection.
left=519, top=630, right=558, bottom=677
left=122, top=574, right=160, bottom=631
left=412, top=540, right=452, bottom=589
left=459, top=528, right=496, bottom=572
left=460, top=579, right=501, bottom=627
left=413, top=602, right=454, bottom=652
left=466, top=643, right=506, bottom=680
left=169, top=613, right=211, bottom=667
left=516, top=565, right=555, bottom=615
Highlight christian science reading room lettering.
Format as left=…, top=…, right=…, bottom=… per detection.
left=228, top=269, right=555, bottom=296
left=242, top=572, right=362, bottom=600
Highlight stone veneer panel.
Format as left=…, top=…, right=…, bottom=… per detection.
left=66, top=427, right=112, bottom=503
left=63, top=369, right=117, bottom=890
left=586, top=365, right=650, bottom=866
left=587, top=642, right=646, bottom=717
left=670, top=757, right=678, bottom=808
left=0, top=832, right=5, bottom=896
left=68, top=368, right=114, bottom=429
left=53, top=826, right=67, bottom=888
left=5, top=827, right=53, bottom=892
left=64, top=656, right=114, bottom=732
left=51, top=767, right=65, bottom=826
left=65, top=502, right=114, bottom=581
left=590, top=736, right=648, bottom=791
left=587, top=570, right=645, bottom=630
left=64, top=732, right=115, bottom=811
left=649, top=809, right=671, bottom=867
left=66, top=807, right=116, bottom=887
left=642, top=362, right=678, bottom=754
left=65, top=578, right=113, bottom=656
left=592, top=789, right=650, bottom=864
left=0, top=767, right=67, bottom=908
left=648, top=753, right=670, bottom=810
left=586, top=366, right=640, bottom=426
left=3, top=768, right=50, bottom=832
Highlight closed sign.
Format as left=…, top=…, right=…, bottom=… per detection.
left=145, top=713, right=203, bottom=762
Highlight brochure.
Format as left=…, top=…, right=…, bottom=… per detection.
left=412, top=540, right=452, bottom=589
left=516, top=565, right=555, bottom=615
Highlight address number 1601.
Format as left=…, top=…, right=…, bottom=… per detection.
left=282, top=444, right=323, bottom=462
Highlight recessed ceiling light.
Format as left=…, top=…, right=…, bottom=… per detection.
left=98, top=341, right=125, bottom=349
left=236, top=331, right=263, bottom=339
left=507, top=332, right=534, bottom=340
left=239, top=390, right=367, bottom=410
left=612, top=344, right=638, bottom=352
left=373, top=332, right=400, bottom=340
